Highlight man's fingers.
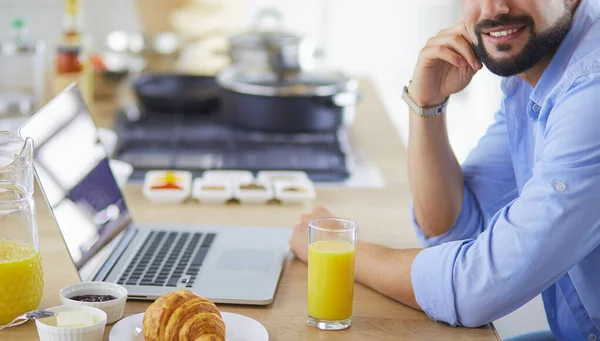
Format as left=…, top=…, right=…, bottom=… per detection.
left=422, top=45, right=467, bottom=69
left=427, top=34, right=481, bottom=70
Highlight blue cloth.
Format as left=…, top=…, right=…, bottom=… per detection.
left=505, top=330, right=557, bottom=341
left=410, top=1, right=600, bottom=340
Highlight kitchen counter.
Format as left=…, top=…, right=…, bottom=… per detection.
left=3, top=79, right=500, bottom=340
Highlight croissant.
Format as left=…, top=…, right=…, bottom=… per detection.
left=143, top=290, right=226, bottom=341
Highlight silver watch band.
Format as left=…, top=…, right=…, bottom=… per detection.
left=402, top=86, right=449, bottom=117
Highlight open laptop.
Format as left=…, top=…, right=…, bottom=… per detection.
left=19, top=84, right=292, bottom=305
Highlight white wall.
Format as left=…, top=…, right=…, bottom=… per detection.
left=0, top=0, right=549, bottom=338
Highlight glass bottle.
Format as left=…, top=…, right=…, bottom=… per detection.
left=0, top=18, right=46, bottom=133
left=53, top=0, right=93, bottom=107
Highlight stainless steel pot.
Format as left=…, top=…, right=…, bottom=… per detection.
left=217, top=66, right=359, bottom=133
left=229, top=9, right=315, bottom=72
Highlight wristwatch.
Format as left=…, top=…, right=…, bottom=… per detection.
left=402, top=86, right=449, bottom=117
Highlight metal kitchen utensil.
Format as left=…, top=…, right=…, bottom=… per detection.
left=217, top=66, right=359, bottom=133
left=229, top=8, right=315, bottom=73
left=0, top=310, right=55, bottom=331
left=132, top=73, right=220, bottom=114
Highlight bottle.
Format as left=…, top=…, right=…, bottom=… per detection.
left=53, top=0, right=93, bottom=106
left=0, top=19, right=46, bottom=132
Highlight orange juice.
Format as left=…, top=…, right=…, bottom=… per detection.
left=308, top=240, right=355, bottom=321
left=0, top=241, right=43, bottom=324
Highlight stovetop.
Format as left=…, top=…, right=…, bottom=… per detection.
left=113, top=110, right=351, bottom=182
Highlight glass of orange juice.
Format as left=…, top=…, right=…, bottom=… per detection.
left=0, top=132, right=44, bottom=325
left=307, top=218, right=357, bottom=330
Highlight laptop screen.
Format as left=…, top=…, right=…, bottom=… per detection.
left=19, top=84, right=131, bottom=270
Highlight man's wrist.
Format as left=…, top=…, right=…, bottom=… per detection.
left=403, top=85, right=449, bottom=117
left=407, top=85, right=447, bottom=108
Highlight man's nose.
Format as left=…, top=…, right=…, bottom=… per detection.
left=480, top=0, right=511, bottom=19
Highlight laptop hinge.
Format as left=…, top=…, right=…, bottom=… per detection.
left=93, top=225, right=137, bottom=281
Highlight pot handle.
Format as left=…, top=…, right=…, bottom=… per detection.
left=252, top=8, right=285, bottom=32
left=327, top=91, right=360, bottom=108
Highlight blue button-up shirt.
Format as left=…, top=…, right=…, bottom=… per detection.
left=410, top=1, right=600, bottom=340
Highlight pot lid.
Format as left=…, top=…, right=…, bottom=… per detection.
left=217, top=67, right=357, bottom=97
left=230, top=30, right=302, bottom=49
left=230, top=8, right=303, bottom=49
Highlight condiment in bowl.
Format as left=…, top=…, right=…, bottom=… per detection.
left=235, top=181, right=273, bottom=204
left=274, top=179, right=316, bottom=204
left=59, top=282, right=127, bottom=324
left=35, top=305, right=107, bottom=341
left=192, top=178, right=233, bottom=204
left=69, top=294, right=118, bottom=302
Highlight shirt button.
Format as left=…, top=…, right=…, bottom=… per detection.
left=589, top=334, right=597, bottom=341
left=554, top=181, right=567, bottom=192
left=532, top=104, right=541, bottom=112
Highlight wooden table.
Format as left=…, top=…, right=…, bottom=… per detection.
left=4, top=80, right=500, bottom=340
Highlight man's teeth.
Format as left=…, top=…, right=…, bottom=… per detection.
left=489, top=28, right=520, bottom=37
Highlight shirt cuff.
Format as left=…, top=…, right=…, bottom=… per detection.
left=411, top=186, right=483, bottom=247
left=411, top=240, right=471, bottom=326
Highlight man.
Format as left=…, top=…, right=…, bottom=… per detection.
left=289, top=0, right=600, bottom=340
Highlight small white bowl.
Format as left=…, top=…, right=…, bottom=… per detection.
left=143, top=170, right=192, bottom=203
left=35, top=305, right=107, bottom=341
left=256, top=171, right=310, bottom=184
left=234, top=181, right=274, bottom=204
left=202, top=170, right=254, bottom=184
left=274, top=179, right=317, bottom=204
left=59, top=281, right=127, bottom=324
left=192, top=178, right=233, bottom=204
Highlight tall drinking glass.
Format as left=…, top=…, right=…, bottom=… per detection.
left=307, top=218, right=357, bottom=330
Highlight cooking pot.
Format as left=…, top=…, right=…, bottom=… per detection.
left=217, top=66, right=358, bottom=133
left=229, top=8, right=315, bottom=72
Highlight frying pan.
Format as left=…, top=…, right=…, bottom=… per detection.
left=133, top=73, right=220, bottom=113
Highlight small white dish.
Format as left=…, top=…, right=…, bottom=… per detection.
left=274, top=180, right=316, bottom=204
left=202, top=170, right=254, bottom=185
left=98, top=128, right=118, bottom=157
left=36, top=305, right=107, bottom=341
left=192, top=178, right=233, bottom=204
left=256, top=171, right=310, bottom=184
left=109, top=312, right=268, bottom=341
left=234, top=181, right=273, bottom=204
left=109, top=159, right=134, bottom=189
left=59, top=281, right=128, bottom=324
left=143, top=170, right=192, bottom=204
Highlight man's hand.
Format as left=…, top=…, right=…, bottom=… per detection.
left=289, top=206, right=335, bottom=263
left=409, top=22, right=482, bottom=107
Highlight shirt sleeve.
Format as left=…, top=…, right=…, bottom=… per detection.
left=411, top=73, right=600, bottom=327
left=412, top=100, right=518, bottom=247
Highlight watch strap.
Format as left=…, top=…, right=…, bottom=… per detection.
left=402, top=86, right=449, bottom=117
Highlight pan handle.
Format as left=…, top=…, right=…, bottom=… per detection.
left=327, top=91, right=360, bottom=108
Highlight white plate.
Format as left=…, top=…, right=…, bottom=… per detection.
left=109, top=312, right=268, bottom=341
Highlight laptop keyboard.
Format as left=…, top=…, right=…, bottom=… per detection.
left=117, top=231, right=216, bottom=288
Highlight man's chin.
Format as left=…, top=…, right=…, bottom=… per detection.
left=483, top=41, right=527, bottom=59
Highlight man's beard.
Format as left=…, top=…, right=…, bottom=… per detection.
left=473, top=10, right=573, bottom=77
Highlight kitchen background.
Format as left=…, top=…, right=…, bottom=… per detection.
left=0, top=0, right=547, bottom=337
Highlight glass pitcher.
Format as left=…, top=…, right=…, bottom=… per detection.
left=0, top=131, right=43, bottom=325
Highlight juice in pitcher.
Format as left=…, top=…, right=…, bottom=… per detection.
left=0, top=241, right=44, bottom=324
left=0, top=132, right=43, bottom=324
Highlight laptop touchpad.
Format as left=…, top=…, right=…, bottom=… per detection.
left=217, top=249, right=276, bottom=273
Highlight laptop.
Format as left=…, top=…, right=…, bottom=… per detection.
left=19, top=84, right=292, bottom=305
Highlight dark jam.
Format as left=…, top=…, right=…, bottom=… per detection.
left=69, top=294, right=117, bottom=302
